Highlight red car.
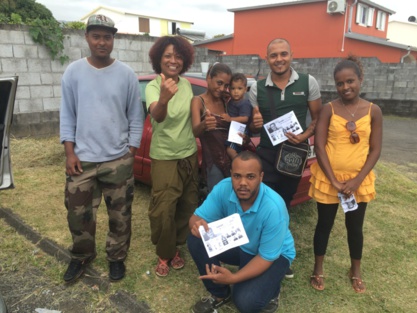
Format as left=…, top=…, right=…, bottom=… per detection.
left=134, top=74, right=316, bottom=207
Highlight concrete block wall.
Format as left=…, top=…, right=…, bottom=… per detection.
left=196, top=55, right=417, bottom=117
left=1, top=24, right=416, bottom=138
left=0, top=25, right=155, bottom=137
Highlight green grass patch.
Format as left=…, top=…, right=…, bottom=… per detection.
left=1, top=136, right=416, bottom=312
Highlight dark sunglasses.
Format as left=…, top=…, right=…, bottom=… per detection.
left=346, top=121, right=360, bottom=144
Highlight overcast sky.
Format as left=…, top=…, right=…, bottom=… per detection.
left=36, top=0, right=417, bottom=38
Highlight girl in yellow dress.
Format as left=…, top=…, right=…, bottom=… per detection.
left=308, top=56, right=383, bottom=293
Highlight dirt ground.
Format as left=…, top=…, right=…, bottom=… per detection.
left=0, top=116, right=415, bottom=313
left=380, top=117, right=417, bottom=182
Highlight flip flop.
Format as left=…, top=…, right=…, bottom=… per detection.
left=350, top=275, right=366, bottom=293
left=310, top=274, right=325, bottom=291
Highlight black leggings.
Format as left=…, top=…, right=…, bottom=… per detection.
left=313, top=202, right=367, bottom=260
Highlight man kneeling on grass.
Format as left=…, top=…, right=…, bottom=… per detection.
left=187, top=151, right=296, bottom=313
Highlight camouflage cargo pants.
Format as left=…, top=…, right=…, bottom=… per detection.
left=65, top=152, right=134, bottom=262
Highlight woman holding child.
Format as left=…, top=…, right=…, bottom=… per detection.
left=308, top=56, right=382, bottom=293
left=191, top=63, right=232, bottom=191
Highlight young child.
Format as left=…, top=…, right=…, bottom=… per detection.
left=221, top=73, right=253, bottom=159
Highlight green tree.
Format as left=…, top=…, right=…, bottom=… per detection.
left=63, top=21, right=85, bottom=30
left=0, top=0, right=69, bottom=64
left=0, top=0, right=16, bottom=15
left=0, top=0, right=54, bottom=22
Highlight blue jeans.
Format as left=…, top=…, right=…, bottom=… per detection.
left=256, top=146, right=301, bottom=210
left=206, top=164, right=225, bottom=192
left=187, top=234, right=289, bottom=313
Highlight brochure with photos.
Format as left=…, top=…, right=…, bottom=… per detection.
left=338, top=193, right=358, bottom=213
left=227, top=121, right=246, bottom=145
left=198, top=213, right=249, bottom=258
left=263, top=110, right=303, bottom=146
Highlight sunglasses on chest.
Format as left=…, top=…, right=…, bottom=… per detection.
left=346, top=121, right=360, bottom=144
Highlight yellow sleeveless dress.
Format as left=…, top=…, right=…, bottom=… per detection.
left=308, top=103, right=376, bottom=204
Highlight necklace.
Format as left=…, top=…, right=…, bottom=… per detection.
left=341, top=99, right=360, bottom=118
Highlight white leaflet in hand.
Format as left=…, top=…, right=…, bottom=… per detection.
left=263, top=110, right=303, bottom=146
left=198, top=213, right=249, bottom=258
left=338, top=193, right=358, bottom=213
left=228, top=121, right=246, bottom=145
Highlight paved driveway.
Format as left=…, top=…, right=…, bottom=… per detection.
left=381, top=116, right=417, bottom=166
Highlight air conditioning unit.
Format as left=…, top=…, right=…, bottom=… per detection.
left=327, top=0, right=346, bottom=14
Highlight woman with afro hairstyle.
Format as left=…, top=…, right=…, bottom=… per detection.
left=145, top=36, right=198, bottom=277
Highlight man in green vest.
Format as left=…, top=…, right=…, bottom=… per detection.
left=249, top=38, right=322, bottom=279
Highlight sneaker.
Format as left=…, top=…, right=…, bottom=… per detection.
left=109, top=261, right=125, bottom=281
left=285, top=268, right=294, bottom=279
left=260, top=296, right=279, bottom=313
left=191, top=292, right=231, bottom=313
left=63, top=259, right=85, bottom=283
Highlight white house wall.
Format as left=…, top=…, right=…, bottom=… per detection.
left=387, top=21, right=417, bottom=47
left=149, top=18, right=162, bottom=36
left=115, top=15, right=140, bottom=34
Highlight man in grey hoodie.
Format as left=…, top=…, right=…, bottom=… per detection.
left=60, top=14, right=144, bottom=283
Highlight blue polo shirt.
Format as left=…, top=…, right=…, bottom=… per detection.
left=194, top=178, right=296, bottom=263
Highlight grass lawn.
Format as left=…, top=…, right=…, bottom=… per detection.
left=1, top=136, right=417, bottom=312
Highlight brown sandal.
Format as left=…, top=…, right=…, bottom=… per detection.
left=155, top=258, right=170, bottom=277
left=350, top=276, right=366, bottom=293
left=310, top=274, right=325, bottom=291
left=170, top=250, right=185, bottom=270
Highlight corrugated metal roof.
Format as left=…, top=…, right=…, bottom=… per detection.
left=176, top=28, right=206, bottom=41
left=193, top=34, right=234, bottom=45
